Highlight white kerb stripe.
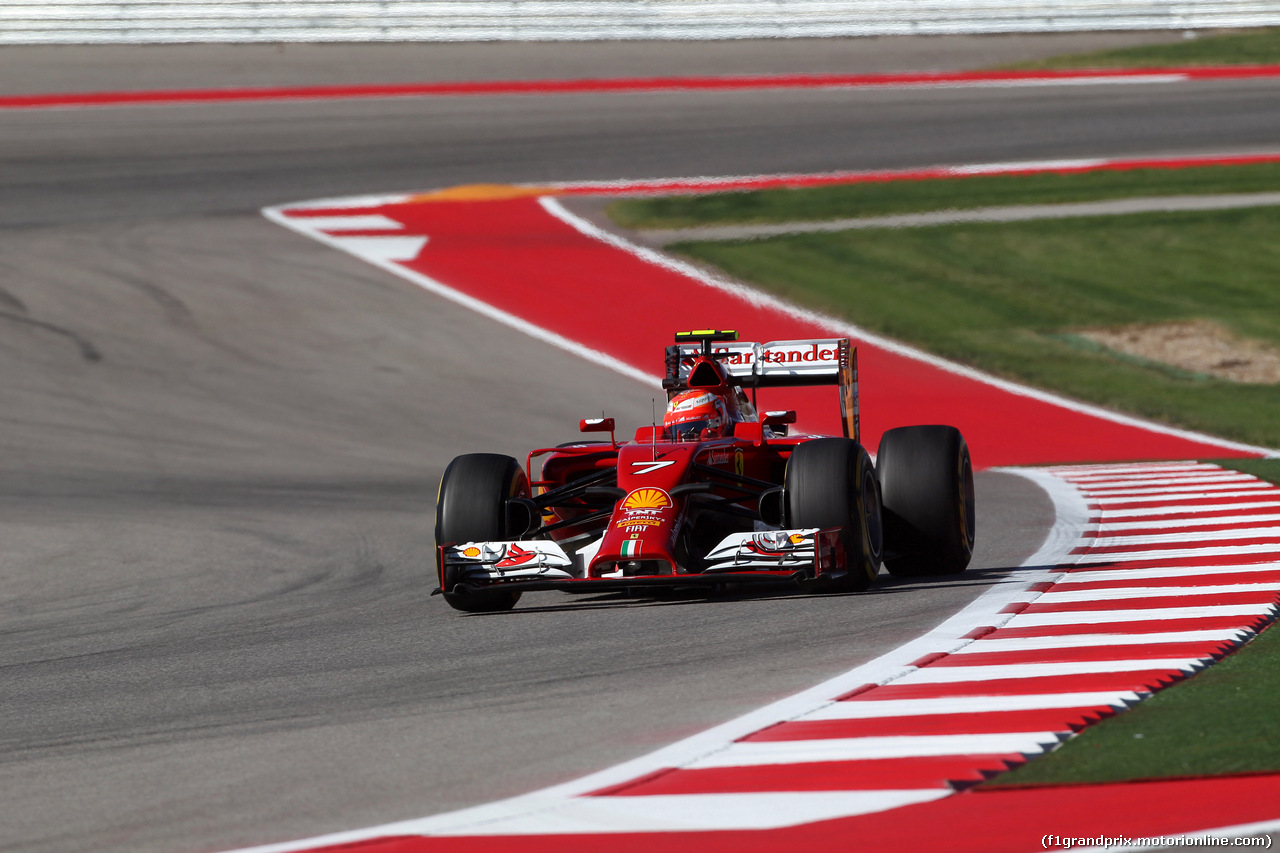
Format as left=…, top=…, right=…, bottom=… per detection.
left=1099, top=500, right=1280, bottom=519
left=953, top=629, right=1248, bottom=653
left=1083, top=473, right=1262, bottom=489
left=687, top=732, right=1066, bottom=767
left=897, top=659, right=1203, bottom=683
left=1075, top=544, right=1280, bottom=563
left=1092, top=489, right=1280, bottom=505
left=1084, top=481, right=1272, bottom=497
left=802, top=692, right=1143, bottom=720
left=431, top=790, right=952, bottom=835
left=1031, top=583, right=1280, bottom=603
left=1003, top=603, right=1277, bottom=627
left=1066, top=471, right=1246, bottom=486
left=1090, top=513, right=1280, bottom=532
left=1090, top=529, right=1280, bottom=548
left=1049, top=462, right=1211, bottom=476
left=1053, top=564, right=1280, bottom=584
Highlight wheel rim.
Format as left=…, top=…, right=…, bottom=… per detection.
left=959, top=452, right=976, bottom=549
left=861, top=466, right=883, bottom=560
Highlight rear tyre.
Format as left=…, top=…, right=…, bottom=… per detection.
left=435, top=453, right=528, bottom=613
left=876, top=425, right=976, bottom=577
left=785, top=438, right=882, bottom=592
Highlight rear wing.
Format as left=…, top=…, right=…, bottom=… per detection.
left=664, top=331, right=859, bottom=442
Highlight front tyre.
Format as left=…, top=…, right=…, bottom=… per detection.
left=876, top=425, right=976, bottom=577
left=435, top=453, right=528, bottom=613
left=786, top=438, right=882, bottom=592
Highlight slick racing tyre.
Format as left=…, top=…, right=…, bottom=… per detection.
left=435, top=453, right=528, bottom=613
left=876, top=425, right=976, bottom=577
left=786, top=438, right=883, bottom=592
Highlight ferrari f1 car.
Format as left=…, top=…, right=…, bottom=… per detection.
left=434, top=330, right=976, bottom=612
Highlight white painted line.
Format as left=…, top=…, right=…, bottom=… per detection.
left=327, top=235, right=428, bottom=263
left=687, top=733, right=1067, bottom=768
left=277, top=192, right=414, bottom=210
left=946, top=75, right=1187, bottom=89
left=953, top=630, right=1249, bottom=653
left=1003, top=603, right=1277, bottom=628
left=1030, top=583, right=1280, bottom=603
left=433, top=790, right=952, bottom=835
left=1005, top=468, right=1095, bottom=568
left=896, top=659, right=1204, bottom=683
left=949, top=158, right=1112, bottom=175
left=554, top=156, right=1276, bottom=196
left=1053, top=564, right=1280, bottom=585
left=802, top=692, right=1142, bottom=720
left=292, top=214, right=405, bottom=231
left=263, top=205, right=664, bottom=392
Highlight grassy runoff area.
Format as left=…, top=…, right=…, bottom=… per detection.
left=994, top=460, right=1280, bottom=785
left=1007, top=26, right=1280, bottom=69
left=661, top=203, right=1280, bottom=449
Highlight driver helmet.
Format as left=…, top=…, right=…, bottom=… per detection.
left=664, top=390, right=727, bottom=441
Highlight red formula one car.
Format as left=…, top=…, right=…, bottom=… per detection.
left=434, top=330, right=975, bottom=612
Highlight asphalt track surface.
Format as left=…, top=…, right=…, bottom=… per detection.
left=1, top=36, right=1275, bottom=853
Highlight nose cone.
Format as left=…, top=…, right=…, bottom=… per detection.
left=589, top=443, right=694, bottom=577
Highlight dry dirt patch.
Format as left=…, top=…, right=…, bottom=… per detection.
left=1077, top=321, right=1280, bottom=384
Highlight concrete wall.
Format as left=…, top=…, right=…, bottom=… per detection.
left=3, top=0, right=1279, bottom=44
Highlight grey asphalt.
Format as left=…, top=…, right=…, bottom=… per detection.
left=0, top=35, right=1261, bottom=853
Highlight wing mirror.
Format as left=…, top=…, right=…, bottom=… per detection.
left=579, top=417, right=617, bottom=446
left=763, top=411, right=796, bottom=436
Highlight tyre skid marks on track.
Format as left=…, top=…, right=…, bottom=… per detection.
left=228, top=463, right=1280, bottom=852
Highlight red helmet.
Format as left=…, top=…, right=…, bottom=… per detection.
left=664, top=390, right=727, bottom=441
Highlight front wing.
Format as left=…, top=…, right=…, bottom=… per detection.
left=435, top=528, right=846, bottom=595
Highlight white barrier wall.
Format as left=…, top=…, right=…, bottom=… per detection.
left=2, top=1, right=1279, bottom=44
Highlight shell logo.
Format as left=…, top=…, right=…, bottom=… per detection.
left=622, top=488, right=672, bottom=511
left=462, top=546, right=482, bottom=558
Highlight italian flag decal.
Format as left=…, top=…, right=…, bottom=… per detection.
left=620, top=539, right=641, bottom=558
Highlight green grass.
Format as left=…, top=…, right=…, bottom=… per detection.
left=1006, top=26, right=1280, bottom=69
left=606, top=163, right=1280, bottom=230
left=671, top=206, right=1280, bottom=449
left=990, top=459, right=1280, bottom=786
